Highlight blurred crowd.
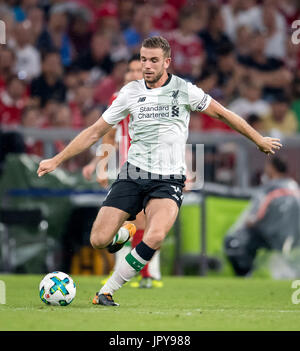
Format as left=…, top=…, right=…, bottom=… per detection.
left=0, top=0, right=300, bottom=164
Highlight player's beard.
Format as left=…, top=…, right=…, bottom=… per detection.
left=143, top=67, right=164, bottom=85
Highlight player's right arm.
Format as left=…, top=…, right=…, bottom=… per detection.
left=38, top=85, right=130, bottom=178
left=37, top=117, right=113, bottom=177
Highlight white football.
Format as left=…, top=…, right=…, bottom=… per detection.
left=39, top=271, right=76, bottom=306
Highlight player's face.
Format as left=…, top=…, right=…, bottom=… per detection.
left=128, top=60, right=143, bottom=80
left=140, top=47, right=171, bottom=85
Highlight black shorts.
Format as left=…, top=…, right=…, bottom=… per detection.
left=102, top=162, right=186, bottom=221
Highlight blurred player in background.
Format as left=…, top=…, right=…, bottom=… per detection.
left=225, top=156, right=300, bottom=276
left=82, top=54, right=162, bottom=288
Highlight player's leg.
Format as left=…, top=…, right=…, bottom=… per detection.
left=131, top=210, right=163, bottom=288
left=92, top=177, right=144, bottom=305
left=90, top=206, right=131, bottom=249
left=91, top=175, right=141, bottom=253
left=143, top=198, right=178, bottom=248
left=130, top=211, right=150, bottom=287
left=97, top=198, right=178, bottom=305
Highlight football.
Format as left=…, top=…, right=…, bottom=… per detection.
left=39, top=271, right=76, bottom=306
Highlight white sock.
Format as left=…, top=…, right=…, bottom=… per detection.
left=148, top=250, right=161, bottom=281
left=100, top=247, right=148, bottom=296
left=114, top=244, right=131, bottom=271
left=111, top=226, right=130, bottom=245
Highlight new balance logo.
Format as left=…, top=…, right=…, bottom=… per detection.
left=171, top=106, right=179, bottom=117
left=138, top=97, right=146, bottom=103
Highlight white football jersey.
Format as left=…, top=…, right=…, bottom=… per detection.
left=102, top=74, right=211, bottom=175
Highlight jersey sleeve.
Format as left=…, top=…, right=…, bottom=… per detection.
left=102, top=88, right=130, bottom=125
left=187, top=82, right=212, bottom=112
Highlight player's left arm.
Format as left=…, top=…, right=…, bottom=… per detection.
left=204, top=98, right=282, bottom=155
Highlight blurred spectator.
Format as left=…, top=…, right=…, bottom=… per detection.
left=82, top=106, right=102, bottom=128
left=0, top=47, right=16, bottom=92
left=40, top=99, right=60, bottom=127
left=199, top=5, right=232, bottom=64
left=49, top=103, right=76, bottom=169
left=21, top=105, right=43, bottom=156
left=93, top=59, right=127, bottom=106
left=117, top=0, right=135, bottom=30
left=21, top=105, right=41, bottom=128
left=36, top=9, right=73, bottom=66
left=12, top=0, right=39, bottom=22
left=190, top=1, right=209, bottom=33
left=74, top=0, right=112, bottom=29
left=197, top=65, right=232, bottom=133
left=68, top=11, right=92, bottom=55
left=195, top=66, right=221, bottom=99
left=69, top=83, right=94, bottom=129
left=123, top=5, right=159, bottom=53
left=165, top=6, right=204, bottom=80
left=52, top=103, right=93, bottom=170
left=291, top=76, right=300, bottom=132
left=0, top=75, right=28, bottom=126
left=237, top=31, right=292, bottom=99
left=262, top=93, right=298, bottom=137
left=30, top=50, right=66, bottom=107
left=247, top=113, right=265, bottom=134
left=234, top=25, right=254, bottom=57
left=187, top=111, right=202, bottom=132
left=228, top=80, right=271, bottom=119
left=10, top=20, right=41, bottom=81
left=257, top=0, right=287, bottom=60
left=215, top=43, right=246, bottom=104
left=27, top=6, right=45, bottom=45
left=50, top=103, right=71, bottom=129
left=225, top=156, right=300, bottom=276
left=285, top=37, right=300, bottom=73
left=222, top=0, right=261, bottom=42
left=221, top=0, right=244, bottom=42
left=279, top=0, right=300, bottom=26
left=195, top=62, right=233, bottom=132
left=94, top=5, right=130, bottom=62
left=71, top=32, right=114, bottom=80
left=148, top=0, right=178, bottom=33
left=64, top=66, right=80, bottom=103
left=167, top=0, right=186, bottom=11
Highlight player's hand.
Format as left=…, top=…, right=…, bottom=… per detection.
left=37, top=158, right=59, bottom=177
left=257, top=137, right=282, bottom=155
left=82, top=163, right=96, bottom=181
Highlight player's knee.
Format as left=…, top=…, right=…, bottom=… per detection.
left=144, top=229, right=166, bottom=249
left=90, top=232, right=109, bottom=249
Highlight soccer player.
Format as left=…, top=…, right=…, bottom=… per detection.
left=82, top=55, right=162, bottom=288
left=37, top=36, right=282, bottom=306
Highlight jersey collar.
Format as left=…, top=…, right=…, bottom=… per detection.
left=144, top=73, right=172, bottom=90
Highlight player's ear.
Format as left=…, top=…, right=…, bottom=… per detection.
left=164, top=57, right=171, bottom=69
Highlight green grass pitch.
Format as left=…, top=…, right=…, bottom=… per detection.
left=0, top=274, right=299, bottom=331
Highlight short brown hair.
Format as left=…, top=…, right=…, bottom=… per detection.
left=141, top=36, right=171, bottom=58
